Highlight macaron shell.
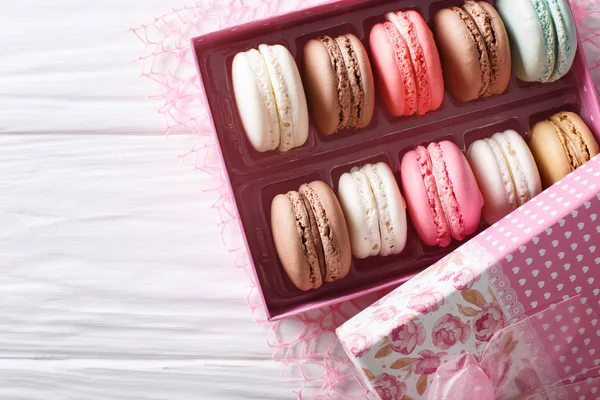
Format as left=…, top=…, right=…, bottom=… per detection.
left=532, top=0, right=558, bottom=82
left=260, top=44, right=309, bottom=151
left=373, top=162, right=407, bottom=255
left=480, top=2, right=511, bottom=95
left=302, top=181, right=351, bottom=283
left=338, top=170, right=381, bottom=259
left=401, top=149, right=450, bottom=247
left=303, top=39, right=340, bottom=135
left=362, top=164, right=393, bottom=255
left=320, top=36, right=352, bottom=130
left=493, top=130, right=542, bottom=206
left=467, top=138, right=516, bottom=225
left=557, top=111, right=600, bottom=162
left=433, top=8, right=485, bottom=102
left=348, top=34, right=375, bottom=128
left=530, top=119, right=573, bottom=187
left=370, top=22, right=417, bottom=116
left=438, top=141, right=483, bottom=239
left=427, top=142, right=463, bottom=241
left=465, top=1, right=512, bottom=97
left=386, top=11, right=431, bottom=116
left=496, top=0, right=548, bottom=82
left=271, top=193, right=321, bottom=291
left=232, top=50, right=280, bottom=152
left=406, top=10, right=444, bottom=111
left=546, top=0, right=577, bottom=82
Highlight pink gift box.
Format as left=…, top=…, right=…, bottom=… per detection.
left=191, top=0, right=600, bottom=322
left=337, top=149, right=600, bottom=398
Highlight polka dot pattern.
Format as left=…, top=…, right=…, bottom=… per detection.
left=475, top=155, right=600, bottom=394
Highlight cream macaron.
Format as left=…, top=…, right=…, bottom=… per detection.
left=232, top=44, right=309, bottom=153
left=337, top=162, right=407, bottom=259
left=467, top=130, right=542, bottom=224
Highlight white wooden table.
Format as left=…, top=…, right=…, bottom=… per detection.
left=1, top=1, right=290, bottom=398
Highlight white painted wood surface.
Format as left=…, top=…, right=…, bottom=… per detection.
left=1, top=2, right=290, bottom=398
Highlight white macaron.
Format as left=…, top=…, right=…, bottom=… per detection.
left=232, top=44, right=309, bottom=153
left=467, top=130, right=542, bottom=225
left=338, top=162, right=407, bottom=259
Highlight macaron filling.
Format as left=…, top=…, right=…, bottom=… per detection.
left=245, top=49, right=281, bottom=150
left=546, top=0, right=573, bottom=81
left=428, top=142, right=465, bottom=241
left=319, top=36, right=352, bottom=130
left=462, top=2, right=500, bottom=97
left=485, top=137, right=518, bottom=209
left=415, top=145, right=451, bottom=246
left=350, top=168, right=382, bottom=255
left=451, top=6, right=491, bottom=97
left=301, top=191, right=326, bottom=277
left=336, top=35, right=364, bottom=128
left=492, top=135, right=531, bottom=206
left=387, top=11, right=431, bottom=115
left=259, top=44, right=295, bottom=152
left=549, top=119, right=577, bottom=170
left=382, top=21, right=417, bottom=115
left=551, top=114, right=591, bottom=166
left=363, top=164, right=396, bottom=256
left=300, top=184, right=342, bottom=282
left=531, top=0, right=557, bottom=82
left=286, top=191, right=323, bottom=288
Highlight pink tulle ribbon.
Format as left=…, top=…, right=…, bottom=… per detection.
left=429, top=295, right=600, bottom=400
left=428, top=353, right=495, bottom=400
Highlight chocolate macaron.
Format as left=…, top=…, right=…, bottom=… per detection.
left=303, top=34, right=375, bottom=135
left=530, top=111, right=600, bottom=187
left=434, top=1, right=511, bottom=102
left=271, top=181, right=351, bottom=291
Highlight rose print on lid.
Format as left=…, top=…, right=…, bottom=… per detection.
left=431, top=313, right=471, bottom=350
left=407, top=287, right=445, bottom=314
left=438, top=267, right=478, bottom=290
left=389, top=315, right=427, bottom=355
left=413, top=350, right=447, bottom=375
left=372, top=306, right=400, bottom=323
left=473, top=302, right=505, bottom=342
left=343, top=334, right=372, bottom=358
left=374, top=315, right=426, bottom=358
left=371, top=373, right=407, bottom=400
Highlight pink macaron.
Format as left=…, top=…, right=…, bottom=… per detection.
left=400, top=141, right=483, bottom=247
left=370, top=10, right=444, bottom=117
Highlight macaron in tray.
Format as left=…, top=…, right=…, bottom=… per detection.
left=433, top=1, right=511, bottom=102
left=400, top=141, right=483, bottom=248
left=467, top=130, right=542, bottom=225
left=370, top=10, right=444, bottom=117
left=303, top=34, right=375, bottom=136
left=271, top=181, right=352, bottom=291
left=497, top=0, right=577, bottom=83
left=337, top=163, right=407, bottom=259
left=232, top=44, right=309, bottom=153
left=530, top=111, right=600, bottom=187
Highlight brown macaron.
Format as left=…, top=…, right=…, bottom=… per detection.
left=463, top=1, right=511, bottom=97
left=303, top=34, right=375, bottom=135
left=271, top=181, right=351, bottom=291
left=530, top=111, right=600, bottom=187
left=433, top=1, right=511, bottom=102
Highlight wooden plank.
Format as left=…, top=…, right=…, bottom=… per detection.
left=0, top=133, right=289, bottom=398
left=0, top=359, right=287, bottom=399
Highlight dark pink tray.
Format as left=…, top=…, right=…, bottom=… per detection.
left=191, top=0, right=598, bottom=320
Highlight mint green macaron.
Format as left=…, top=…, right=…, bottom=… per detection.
left=497, top=0, right=577, bottom=83
left=532, top=0, right=557, bottom=82
left=545, top=0, right=578, bottom=82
